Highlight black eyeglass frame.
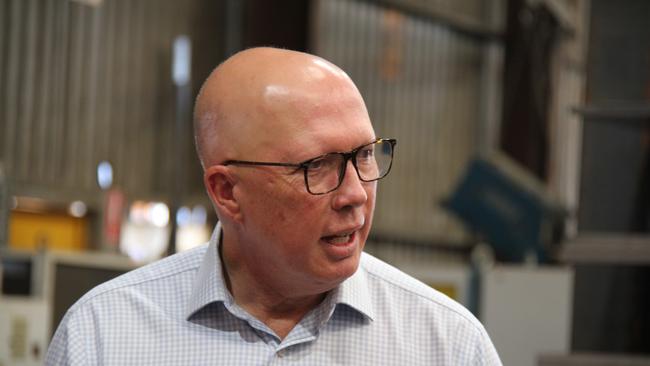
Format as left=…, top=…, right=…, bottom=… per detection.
left=223, top=138, right=397, bottom=195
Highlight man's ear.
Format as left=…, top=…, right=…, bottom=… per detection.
left=204, top=165, right=242, bottom=222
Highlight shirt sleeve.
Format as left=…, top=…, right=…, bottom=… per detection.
left=475, top=326, right=503, bottom=366
left=44, top=307, right=91, bottom=366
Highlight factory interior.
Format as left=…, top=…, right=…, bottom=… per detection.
left=1, top=0, right=650, bottom=365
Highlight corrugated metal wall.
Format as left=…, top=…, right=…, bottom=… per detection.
left=0, top=0, right=218, bottom=207
left=1, top=0, right=503, bottom=250
left=313, top=0, right=503, bottom=246
left=547, top=1, right=589, bottom=238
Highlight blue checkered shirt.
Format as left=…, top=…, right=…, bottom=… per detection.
left=46, top=223, right=502, bottom=365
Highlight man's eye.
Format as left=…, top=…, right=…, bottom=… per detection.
left=307, top=154, right=340, bottom=173
left=308, top=158, right=326, bottom=171
left=358, top=148, right=374, bottom=159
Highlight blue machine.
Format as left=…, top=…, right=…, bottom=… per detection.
left=443, top=153, right=563, bottom=262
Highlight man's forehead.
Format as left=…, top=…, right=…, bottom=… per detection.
left=195, top=48, right=373, bottom=163
left=217, top=48, right=350, bottom=85
left=262, top=81, right=363, bottom=118
left=203, top=49, right=360, bottom=121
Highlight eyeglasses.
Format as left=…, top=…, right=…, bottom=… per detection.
left=224, top=138, right=396, bottom=195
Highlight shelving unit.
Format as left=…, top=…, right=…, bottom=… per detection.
left=573, top=104, right=650, bottom=121
left=550, top=1, right=650, bottom=363
left=555, top=100, right=650, bottom=363
left=539, top=352, right=650, bottom=366
left=561, top=234, right=650, bottom=265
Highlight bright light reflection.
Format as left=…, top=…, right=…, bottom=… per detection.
left=176, top=224, right=210, bottom=252
left=191, top=205, right=207, bottom=225
left=129, top=201, right=147, bottom=223
left=176, top=206, right=191, bottom=227
left=69, top=200, right=87, bottom=218
left=97, top=161, right=113, bottom=190
left=173, top=35, right=191, bottom=86
left=312, top=58, right=349, bottom=79
left=149, top=203, right=169, bottom=227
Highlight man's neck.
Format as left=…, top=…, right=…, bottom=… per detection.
left=219, top=237, right=327, bottom=339
left=231, top=286, right=326, bottom=339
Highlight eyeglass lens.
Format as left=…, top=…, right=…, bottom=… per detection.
left=306, top=140, right=393, bottom=194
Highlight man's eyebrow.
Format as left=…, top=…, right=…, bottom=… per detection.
left=282, top=137, right=378, bottom=165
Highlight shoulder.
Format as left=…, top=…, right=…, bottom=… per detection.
left=68, top=243, right=208, bottom=313
left=357, top=253, right=502, bottom=364
left=46, top=245, right=209, bottom=364
left=359, top=252, right=483, bottom=331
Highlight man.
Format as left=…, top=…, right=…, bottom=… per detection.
left=46, top=48, right=501, bottom=365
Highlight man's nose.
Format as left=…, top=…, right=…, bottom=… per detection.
left=331, top=160, right=369, bottom=210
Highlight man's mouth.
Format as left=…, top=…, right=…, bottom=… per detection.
left=322, top=232, right=354, bottom=245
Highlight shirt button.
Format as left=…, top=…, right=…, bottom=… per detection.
left=276, top=350, right=286, bottom=358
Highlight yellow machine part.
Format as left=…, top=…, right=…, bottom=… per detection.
left=8, top=211, right=88, bottom=251
left=428, top=283, right=458, bottom=301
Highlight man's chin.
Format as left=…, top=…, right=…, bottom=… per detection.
left=320, top=252, right=362, bottom=285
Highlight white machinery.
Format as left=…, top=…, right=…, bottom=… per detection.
left=481, top=265, right=574, bottom=366
left=0, top=248, right=136, bottom=365
left=0, top=296, right=50, bottom=366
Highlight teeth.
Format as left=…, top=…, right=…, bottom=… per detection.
left=325, top=234, right=351, bottom=244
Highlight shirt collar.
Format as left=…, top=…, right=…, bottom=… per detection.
left=330, top=258, right=376, bottom=321
left=185, top=222, right=232, bottom=320
left=185, top=223, right=375, bottom=322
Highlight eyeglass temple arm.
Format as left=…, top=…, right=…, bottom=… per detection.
left=223, top=160, right=302, bottom=168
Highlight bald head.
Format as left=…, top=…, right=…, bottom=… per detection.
left=193, top=47, right=370, bottom=168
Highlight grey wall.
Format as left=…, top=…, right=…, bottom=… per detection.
left=573, top=0, right=650, bottom=354
left=0, top=0, right=223, bottom=209
left=578, top=0, right=650, bottom=232
left=1, top=0, right=505, bottom=253
left=313, top=0, right=503, bottom=246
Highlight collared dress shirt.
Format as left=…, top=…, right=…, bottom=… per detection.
left=46, top=223, right=502, bottom=365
